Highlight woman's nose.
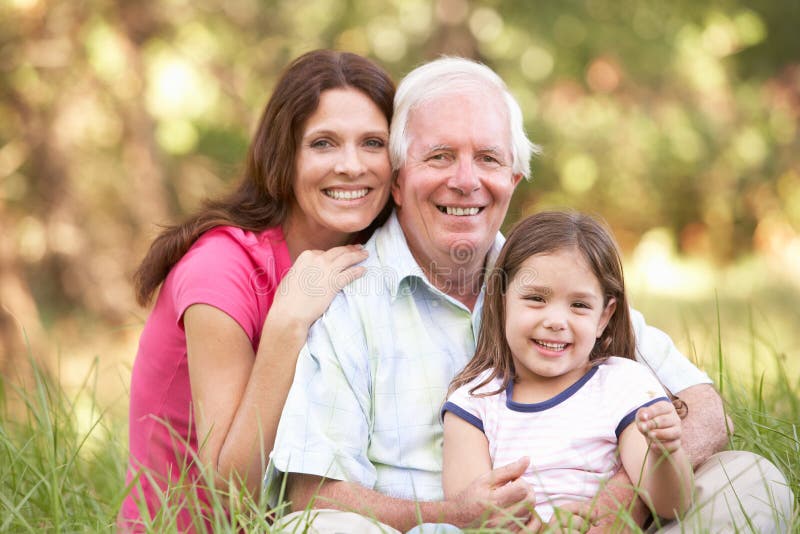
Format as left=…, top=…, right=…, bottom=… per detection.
left=334, top=144, right=367, bottom=177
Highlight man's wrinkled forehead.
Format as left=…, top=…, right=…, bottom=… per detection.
left=405, top=90, right=512, bottom=152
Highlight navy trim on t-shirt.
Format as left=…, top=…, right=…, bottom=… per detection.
left=442, top=401, right=485, bottom=433
left=505, top=366, right=599, bottom=412
left=615, top=397, right=670, bottom=438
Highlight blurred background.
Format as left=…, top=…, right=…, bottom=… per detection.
left=1, top=0, right=798, bottom=412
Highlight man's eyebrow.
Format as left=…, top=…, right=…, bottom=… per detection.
left=424, top=144, right=452, bottom=153
left=478, top=146, right=510, bottom=159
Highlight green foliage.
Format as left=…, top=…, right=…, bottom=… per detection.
left=1, top=329, right=798, bottom=532
left=0, top=358, right=126, bottom=531
left=2, top=0, right=799, bottom=361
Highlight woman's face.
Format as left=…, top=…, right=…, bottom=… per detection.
left=289, top=87, right=392, bottom=241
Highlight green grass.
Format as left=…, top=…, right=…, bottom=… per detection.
left=1, top=331, right=798, bottom=533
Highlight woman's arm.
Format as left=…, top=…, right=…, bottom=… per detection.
left=618, top=406, right=693, bottom=519
left=185, top=245, right=369, bottom=496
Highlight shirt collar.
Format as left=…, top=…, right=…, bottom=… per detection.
left=374, top=211, right=506, bottom=301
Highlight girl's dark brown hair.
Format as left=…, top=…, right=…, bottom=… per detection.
left=450, top=210, right=636, bottom=397
left=134, top=49, right=395, bottom=306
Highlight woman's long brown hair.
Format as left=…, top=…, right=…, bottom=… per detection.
left=449, top=210, right=636, bottom=397
left=134, top=50, right=395, bottom=306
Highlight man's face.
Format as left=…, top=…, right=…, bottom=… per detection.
left=392, top=91, right=522, bottom=272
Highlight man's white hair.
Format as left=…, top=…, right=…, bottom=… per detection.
left=389, top=56, right=540, bottom=179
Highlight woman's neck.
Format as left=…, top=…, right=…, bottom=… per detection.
left=282, top=214, right=352, bottom=262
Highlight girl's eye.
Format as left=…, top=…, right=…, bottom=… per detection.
left=572, top=302, right=591, bottom=310
left=525, top=295, right=545, bottom=303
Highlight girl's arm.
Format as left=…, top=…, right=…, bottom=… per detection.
left=185, top=245, right=368, bottom=496
left=442, top=411, right=493, bottom=498
left=618, top=405, right=693, bottom=519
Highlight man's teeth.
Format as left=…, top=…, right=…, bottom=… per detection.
left=440, top=206, right=480, bottom=216
left=325, top=188, right=368, bottom=200
left=535, top=340, right=567, bottom=350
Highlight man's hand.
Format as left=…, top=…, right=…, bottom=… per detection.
left=449, top=457, right=537, bottom=531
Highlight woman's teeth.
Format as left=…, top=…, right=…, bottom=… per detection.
left=325, top=188, right=369, bottom=200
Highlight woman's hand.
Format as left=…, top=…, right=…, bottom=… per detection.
left=636, top=400, right=682, bottom=453
left=269, top=244, right=368, bottom=329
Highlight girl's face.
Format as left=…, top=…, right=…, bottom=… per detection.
left=504, top=247, right=616, bottom=400
left=287, top=87, right=392, bottom=243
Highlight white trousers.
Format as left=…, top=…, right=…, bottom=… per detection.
left=275, top=451, right=794, bottom=533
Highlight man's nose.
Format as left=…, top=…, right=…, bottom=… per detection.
left=447, top=157, right=480, bottom=195
left=334, top=144, right=367, bottom=177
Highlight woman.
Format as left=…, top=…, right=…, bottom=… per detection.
left=120, top=50, right=395, bottom=530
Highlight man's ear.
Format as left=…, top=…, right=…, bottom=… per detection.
left=391, top=170, right=403, bottom=207
left=596, top=297, right=617, bottom=337
left=512, top=173, right=524, bottom=188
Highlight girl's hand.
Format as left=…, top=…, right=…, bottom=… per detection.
left=268, top=244, right=368, bottom=330
left=531, top=502, right=598, bottom=533
left=636, top=400, right=682, bottom=453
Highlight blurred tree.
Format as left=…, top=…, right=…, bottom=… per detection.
left=0, top=0, right=797, bottom=374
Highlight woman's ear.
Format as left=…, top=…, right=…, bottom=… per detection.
left=596, top=297, right=617, bottom=337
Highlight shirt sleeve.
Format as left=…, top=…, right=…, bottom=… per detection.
left=266, top=293, right=375, bottom=501
left=630, top=307, right=712, bottom=394
left=605, top=358, right=670, bottom=438
left=170, top=229, right=265, bottom=341
left=442, top=380, right=486, bottom=433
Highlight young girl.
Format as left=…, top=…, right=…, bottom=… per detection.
left=442, top=211, right=692, bottom=531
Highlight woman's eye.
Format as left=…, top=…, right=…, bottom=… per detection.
left=364, top=138, right=386, bottom=148
left=310, top=139, right=333, bottom=149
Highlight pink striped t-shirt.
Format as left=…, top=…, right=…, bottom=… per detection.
left=443, top=356, right=668, bottom=522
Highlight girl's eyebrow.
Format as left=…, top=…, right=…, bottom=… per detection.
left=569, top=291, right=602, bottom=301
left=517, top=283, right=551, bottom=296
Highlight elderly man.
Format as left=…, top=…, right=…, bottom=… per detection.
left=268, top=57, right=792, bottom=533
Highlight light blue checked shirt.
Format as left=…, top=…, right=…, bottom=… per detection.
left=267, top=212, right=710, bottom=502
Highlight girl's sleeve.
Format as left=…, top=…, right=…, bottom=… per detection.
left=442, top=380, right=486, bottom=433
left=609, top=358, right=671, bottom=439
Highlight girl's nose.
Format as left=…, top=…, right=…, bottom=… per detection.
left=542, top=316, right=567, bottom=331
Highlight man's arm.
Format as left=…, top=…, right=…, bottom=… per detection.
left=587, top=388, right=731, bottom=532
left=673, top=383, right=731, bottom=468
left=630, top=308, right=731, bottom=466
left=288, top=460, right=536, bottom=533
